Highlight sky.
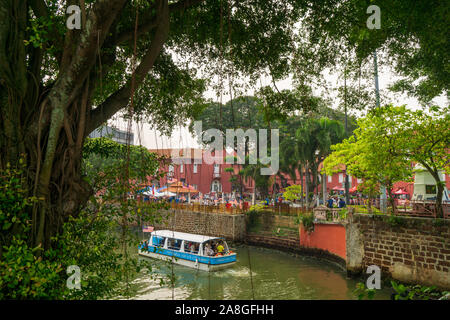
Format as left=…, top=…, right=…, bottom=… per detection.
left=110, top=53, right=448, bottom=150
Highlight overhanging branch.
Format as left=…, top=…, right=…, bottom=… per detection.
left=86, top=0, right=170, bottom=135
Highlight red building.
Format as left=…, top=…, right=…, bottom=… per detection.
left=148, top=148, right=450, bottom=199
left=148, top=148, right=255, bottom=195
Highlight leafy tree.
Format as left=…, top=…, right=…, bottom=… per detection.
left=82, top=137, right=161, bottom=192
left=324, top=105, right=450, bottom=216
left=304, top=0, right=450, bottom=104
left=241, top=157, right=272, bottom=204
left=282, top=185, right=302, bottom=202
left=387, top=106, right=449, bottom=217
left=0, top=0, right=313, bottom=250
left=295, top=117, right=346, bottom=207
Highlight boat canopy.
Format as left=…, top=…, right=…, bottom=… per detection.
left=150, top=230, right=224, bottom=244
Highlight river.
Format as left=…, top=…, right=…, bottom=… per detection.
left=125, top=244, right=391, bottom=300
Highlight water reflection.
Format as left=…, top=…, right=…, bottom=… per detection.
left=130, top=245, right=390, bottom=300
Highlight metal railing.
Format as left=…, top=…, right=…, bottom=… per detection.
left=346, top=199, right=450, bottom=219
left=169, top=202, right=246, bottom=214
left=312, top=207, right=348, bottom=223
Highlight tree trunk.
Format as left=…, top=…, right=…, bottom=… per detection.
left=305, top=165, right=310, bottom=209
left=0, top=0, right=171, bottom=251
left=299, top=164, right=304, bottom=210
left=386, top=182, right=396, bottom=214
left=429, top=169, right=444, bottom=218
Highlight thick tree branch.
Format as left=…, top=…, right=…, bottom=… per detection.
left=113, top=0, right=204, bottom=46
left=87, top=0, right=170, bottom=135
left=49, top=0, right=127, bottom=110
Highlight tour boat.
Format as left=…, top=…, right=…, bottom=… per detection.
left=138, top=230, right=237, bottom=271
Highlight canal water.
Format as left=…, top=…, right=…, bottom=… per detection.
left=127, top=245, right=391, bottom=300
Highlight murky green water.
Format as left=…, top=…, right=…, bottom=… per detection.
left=129, top=245, right=391, bottom=300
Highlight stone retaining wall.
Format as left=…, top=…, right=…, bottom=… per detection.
left=347, top=213, right=450, bottom=289
left=153, top=209, right=247, bottom=241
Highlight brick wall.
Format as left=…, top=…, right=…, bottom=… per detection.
left=349, top=213, right=450, bottom=289
left=153, top=209, right=247, bottom=241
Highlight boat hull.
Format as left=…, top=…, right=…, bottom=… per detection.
left=138, top=249, right=236, bottom=272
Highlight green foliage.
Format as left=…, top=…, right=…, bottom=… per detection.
left=338, top=208, right=347, bottom=220
left=82, top=137, right=160, bottom=192
left=0, top=237, right=66, bottom=299
left=304, top=0, right=449, bottom=103
left=0, top=157, right=39, bottom=245
left=386, top=215, right=406, bottom=228
left=282, top=185, right=302, bottom=202
left=354, top=282, right=376, bottom=300
left=324, top=105, right=449, bottom=216
left=323, top=105, right=413, bottom=189
left=0, top=148, right=166, bottom=299
left=298, top=213, right=315, bottom=233
left=246, top=208, right=262, bottom=233
left=0, top=157, right=67, bottom=299
left=350, top=205, right=381, bottom=215
left=248, top=203, right=267, bottom=213
left=391, top=281, right=449, bottom=300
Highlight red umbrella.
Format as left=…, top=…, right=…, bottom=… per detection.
left=393, top=189, right=409, bottom=195
left=349, top=186, right=358, bottom=193
left=332, top=186, right=344, bottom=191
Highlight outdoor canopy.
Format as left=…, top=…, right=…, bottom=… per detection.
left=393, top=189, right=409, bottom=195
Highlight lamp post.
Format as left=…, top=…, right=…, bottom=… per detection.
left=373, top=50, right=387, bottom=213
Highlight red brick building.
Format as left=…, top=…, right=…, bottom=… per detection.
left=148, top=148, right=450, bottom=199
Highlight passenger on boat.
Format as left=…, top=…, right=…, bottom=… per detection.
left=217, top=242, right=224, bottom=255
left=205, top=244, right=214, bottom=256
left=211, top=241, right=217, bottom=253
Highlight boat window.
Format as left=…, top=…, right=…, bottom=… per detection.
left=184, top=241, right=199, bottom=254
left=152, top=236, right=165, bottom=247
left=167, top=238, right=182, bottom=251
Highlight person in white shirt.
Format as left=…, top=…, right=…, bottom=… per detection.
left=204, top=244, right=214, bottom=256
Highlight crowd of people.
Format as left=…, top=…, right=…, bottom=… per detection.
left=203, top=240, right=227, bottom=256
left=139, top=238, right=228, bottom=257
left=327, top=196, right=346, bottom=208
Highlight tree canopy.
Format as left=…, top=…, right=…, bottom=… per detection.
left=323, top=105, right=450, bottom=216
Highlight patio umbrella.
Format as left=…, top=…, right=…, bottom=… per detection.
left=349, top=186, right=358, bottom=193
left=332, top=186, right=344, bottom=191
left=155, top=191, right=176, bottom=197
left=393, top=189, right=409, bottom=195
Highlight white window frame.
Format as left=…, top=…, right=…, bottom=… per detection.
left=211, top=180, right=222, bottom=192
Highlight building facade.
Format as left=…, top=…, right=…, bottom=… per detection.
left=148, top=148, right=450, bottom=200
left=89, top=125, right=134, bottom=145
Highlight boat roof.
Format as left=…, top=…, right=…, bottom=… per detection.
left=150, top=230, right=224, bottom=243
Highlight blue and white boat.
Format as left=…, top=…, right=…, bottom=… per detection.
left=138, top=230, right=237, bottom=271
